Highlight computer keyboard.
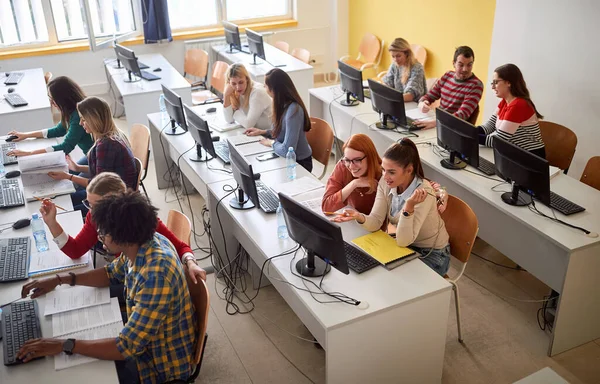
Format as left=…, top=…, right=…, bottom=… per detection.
left=214, top=141, right=230, bottom=164
left=138, top=61, right=149, bottom=69
left=0, top=237, right=30, bottom=282
left=4, top=72, right=24, bottom=85
left=1, top=143, right=17, bottom=165
left=256, top=180, right=279, bottom=213
left=139, top=71, right=161, bottom=81
left=547, top=191, right=585, bottom=215
left=0, top=179, right=25, bottom=208
left=344, top=242, right=380, bottom=274
left=2, top=300, right=42, bottom=365
left=477, top=156, right=496, bottom=176
left=4, top=93, right=28, bottom=107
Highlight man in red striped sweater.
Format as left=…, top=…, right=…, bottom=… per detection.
left=415, top=46, right=484, bottom=129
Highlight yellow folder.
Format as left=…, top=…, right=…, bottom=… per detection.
left=351, top=230, right=415, bottom=265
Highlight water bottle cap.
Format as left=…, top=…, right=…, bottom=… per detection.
left=32, top=213, right=39, bottom=219
left=288, top=147, right=293, bottom=151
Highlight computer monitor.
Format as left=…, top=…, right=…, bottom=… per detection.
left=245, top=28, right=266, bottom=65
left=223, top=21, right=243, bottom=53
left=227, top=140, right=261, bottom=210
left=367, top=79, right=407, bottom=129
left=161, top=85, right=187, bottom=136
left=183, top=104, right=216, bottom=162
left=114, top=44, right=141, bottom=83
left=493, top=137, right=551, bottom=207
left=278, top=193, right=350, bottom=277
left=435, top=108, right=480, bottom=170
left=337, top=60, right=364, bottom=106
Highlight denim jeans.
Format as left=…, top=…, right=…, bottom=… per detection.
left=70, top=189, right=88, bottom=217
left=411, top=244, right=451, bottom=276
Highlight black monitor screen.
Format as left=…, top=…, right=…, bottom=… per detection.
left=183, top=104, right=215, bottom=158
left=368, top=79, right=406, bottom=126
left=436, top=108, right=479, bottom=168
left=227, top=140, right=260, bottom=207
left=245, top=28, right=266, bottom=62
left=161, top=85, right=188, bottom=132
left=223, top=21, right=242, bottom=52
left=338, top=60, right=364, bottom=104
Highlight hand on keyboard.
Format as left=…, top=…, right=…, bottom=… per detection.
left=5, top=149, right=30, bottom=157
left=17, top=338, right=63, bottom=363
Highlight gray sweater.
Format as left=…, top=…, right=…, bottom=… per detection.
left=381, top=62, right=427, bottom=101
left=267, top=102, right=312, bottom=160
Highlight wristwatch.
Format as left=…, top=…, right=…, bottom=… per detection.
left=63, top=338, right=76, bottom=355
left=402, top=209, right=413, bottom=217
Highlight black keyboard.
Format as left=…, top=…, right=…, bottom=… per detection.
left=0, top=179, right=25, bottom=208
left=214, top=142, right=230, bottom=164
left=2, top=300, right=42, bottom=365
left=4, top=72, right=24, bottom=85
left=0, top=237, right=31, bottom=282
left=477, top=156, right=496, bottom=175
left=2, top=143, right=17, bottom=165
left=138, top=61, right=149, bottom=69
left=344, top=242, right=380, bottom=274
left=547, top=191, right=585, bottom=215
left=4, top=93, right=28, bottom=107
left=140, top=71, right=161, bottom=81
left=256, top=180, right=279, bottom=213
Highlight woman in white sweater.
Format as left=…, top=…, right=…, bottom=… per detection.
left=223, top=63, right=272, bottom=130
left=334, top=138, right=450, bottom=276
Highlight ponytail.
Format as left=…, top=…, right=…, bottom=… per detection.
left=383, top=138, right=424, bottom=179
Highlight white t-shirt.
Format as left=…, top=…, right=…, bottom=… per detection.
left=223, top=84, right=272, bottom=130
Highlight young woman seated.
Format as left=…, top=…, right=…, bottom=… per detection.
left=223, top=63, right=272, bottom=130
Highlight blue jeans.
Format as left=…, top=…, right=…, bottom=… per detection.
left=71, top=189, right=88, bottom=217
left=71, top=156, right=89, bottom=191
left=411, top=244, right=451, bottom=276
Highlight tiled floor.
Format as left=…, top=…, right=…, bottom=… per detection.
left=114, top=115, right=600, bottom=384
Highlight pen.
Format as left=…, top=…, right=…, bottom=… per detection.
left=33, top=196, right=67, bottom=211
left=323, top=211, right=345, bottom=216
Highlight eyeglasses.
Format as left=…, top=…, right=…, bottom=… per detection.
left=490, top=79, right=505, bottom=86
left=341, top=156, right=366, bottom=166
left=97, top=229, right=106, bottom=243
left=82, top=199, right=91, bottom=210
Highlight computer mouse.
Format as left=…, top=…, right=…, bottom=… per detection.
left=211, top=135, right=221, bottom=142
left=5, top=170, right=20, bottom=179
left=153, top=67, right=162, bottom=72
left=253, top=173, right=261, bottom=180
left=206, top=107, right=217, bottom=113
left=12, top=218, right=31, bottom=230
left=5, top=135, right=18, bottom=142
left=4, top=73, right=9, bottom=77
left=7, top=87, right=15, bottom=93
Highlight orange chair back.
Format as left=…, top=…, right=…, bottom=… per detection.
left=358, top=33, right=381, bottom=64
left=306, top=118, right=334, bottom=177
left=184, top=49, right=209, bottom=79
left=210, top=61, right=229, bottom=95
left=167, top=210, right=192, bottom=245
left=410, top=44, right=427, bottom=67
left=580, top=156, right=600, bottom=191
left=291, top=48, right=310, bottom=64
left=539, top=121, right=578, bottom=172
left=273, top=41, right=290, bottom=54
left=440, top=195, right=478, bottom=264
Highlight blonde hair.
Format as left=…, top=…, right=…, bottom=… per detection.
left=77, top=97, right=130, bottom=148
left=388, top=38, right=417, bottom=85
left=226, top=63, right=253, bottom=109
left=87, top=172, right=127, bottom=196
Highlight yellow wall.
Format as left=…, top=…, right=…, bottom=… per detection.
left=349, top=0, right=496, bottom=122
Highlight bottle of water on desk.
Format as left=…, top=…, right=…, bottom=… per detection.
left=31, top=214, right=49, bottom=252
left=286, top=147, right=296, bottom=181
left=276, top=203, right=288, bottom=239
left=158, top=94, right=167, bottom=123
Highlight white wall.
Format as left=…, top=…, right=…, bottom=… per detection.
left=484, top=0, right=600, bottom=177
left=0, top=0, right=347, bottom=96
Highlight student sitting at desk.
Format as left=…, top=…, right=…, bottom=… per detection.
left=223, top=63, right=272, bottom=130
left=7, top=76, right=94, bottom=167
left=48, top=97, right=137, bottom=214
left=415, top=46, right=484, bottom=130
left=477, top=63, right=546, bottom=158
left=244, top=68, right=313, bottom=171
left=19, top=192, right=197, bottom=384
left=39, top=172, right=206, bottom=283
left=333, top=139, right=450, bottom=276
left=381, top=38, right=427, bottom=102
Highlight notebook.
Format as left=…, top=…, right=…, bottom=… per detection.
left=17, top=151, right=76, bottom=201
left=207, top=115, right=243, bottom=132
left=352, top=230, right=418, bottom=270
left=28, top=250, right=89, bottom=277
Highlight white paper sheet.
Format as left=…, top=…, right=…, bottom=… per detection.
left=207, top=115, right=243, bottom=132
left=44, top=286, right=111, bottom=316
left=236, top=141, right=273, bottom=156
left=52, top=298, right=122, bottom=336
left=406, top=108, right=434, bottom=121
left=300, top=197, right=322, bottom=211
left=271, top=176, right=324, bottom=197
left=17, top=151, right=66, bottom=172
left=23, top=179, right=76, bottom=201
left=29, top=250, right=89, bottom=276
left=226, top=134, right=262, bottom=146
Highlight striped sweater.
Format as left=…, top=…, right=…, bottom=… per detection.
left=419, top=71, right=483, bottom=121
left=478, top=98, right=544, bottom=152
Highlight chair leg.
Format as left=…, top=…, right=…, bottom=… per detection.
left=140, top=181, right=148, bottom=197
left=318, top=162, right=328, bottom=180
left=452, top=282, right=464, bottom=343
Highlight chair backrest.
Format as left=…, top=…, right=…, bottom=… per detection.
left=44, top=71, right=53, bottom=85
left=426, top=77, right=438, bottom=92
left=134, top=157, right=142, bottom=191
left=187, top=273, right=210, bottom=373
left=273, top=40, right=290, bottom=54
left=468, top=105, right=480, bottom=125
left=184, top=49, right=209, bottom=79
left=306, top=117, right=334, bottom=168
left=580, top=156, right=600, bottom=191
left=291, top=48, right=311, bottom=64
left=440, top=195, right=478, bottom=264
left=210, top=61, right=229, bottom=95
left=357, top=33, right=381, bottom=64
left=167, top=209, right=192, bottom=244
left=410, top=44, right=427, bottom=67
left=130, top=124, right=151, bottom=172
left=539, top=121, right=578, bottom=172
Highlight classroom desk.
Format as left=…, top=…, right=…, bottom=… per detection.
left=211, top=43, right=314, bottom=106
left=0, top=211, right=119, bottom=383
left=104, top=54, right=191, bottom=134
left=148, top=103, right=287, bottom=199
left=206, top=166, right=452, bottom=383
left=0, top=69, right=53, bottom=136
left=308, top=85, right=600, bottom=356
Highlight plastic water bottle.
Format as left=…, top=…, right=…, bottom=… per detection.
left=31, top=214, right=49, bottom=252
left=158, top=94, right=167, bottom=122
left=276, top=203, right=288, bottom=239
left=286, top=147, right=296, bottom=181
left=0, top=159, right=5, bottom=177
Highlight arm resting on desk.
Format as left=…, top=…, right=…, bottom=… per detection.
left=73, top=338, right=126, bottom=360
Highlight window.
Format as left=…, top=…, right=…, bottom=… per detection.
left=0, top=0, right=48, bottom=46
left=225, top=0, right=290, bottom=22
left=167, top=0, right=218, bottom=30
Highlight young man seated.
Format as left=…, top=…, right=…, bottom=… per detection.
left=19, top=191, right=197, bottom=384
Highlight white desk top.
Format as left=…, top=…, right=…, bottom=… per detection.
left=105, top=54, right=191, bottom=97
left=0, top=68, right=51, bottom=115
left=208, top=166, right=451, bottom=330
left=0, top=211, right=118, bottom=383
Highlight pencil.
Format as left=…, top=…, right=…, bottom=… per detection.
left=323, top=211, right=345, bottom=216
left=33, top=196, right=67, bottom=212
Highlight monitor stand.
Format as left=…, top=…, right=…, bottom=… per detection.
left=165, top=120, right=186, bottom=136
left=189, top=144, right=210, bottom=162
left=249, top=54, right=262, bottom=66
left=123, top=70, right=141, bottom=83
left=229, top=188, right=255, bottom=210
left=339, top=92, right=358, bottom=107
left=501, top=183, right=532, bottom=206
left=114, top=59, right=123, bottom=69
left=375, top=114, right=396, bottom=129
left=440, top=151, right=467, bottom=170
left=295, top=251, right=331, bottom=277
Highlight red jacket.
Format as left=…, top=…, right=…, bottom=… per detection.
left=61, top=211, right=193, bottom=260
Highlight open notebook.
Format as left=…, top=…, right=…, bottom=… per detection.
left=17, top=151, right=75, bottom=201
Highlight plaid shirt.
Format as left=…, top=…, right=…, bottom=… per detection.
left=88, top=135, right=138, bottom=189
left=105, top=233, right=197, bottom=384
